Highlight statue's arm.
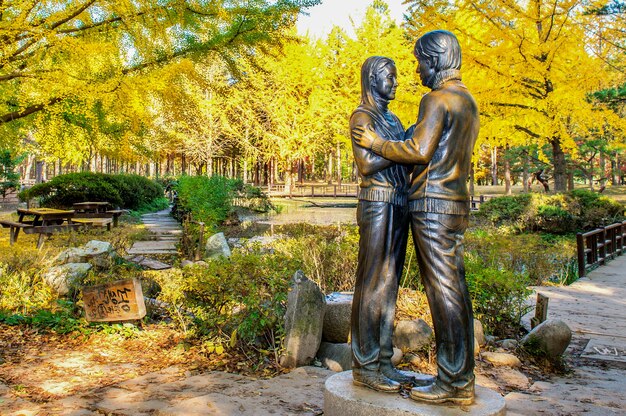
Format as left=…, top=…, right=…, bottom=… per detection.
left=350, top=112, right=394, bottom=176
left=377, top=94, right=445, bottom=164
left=353, top=94, right=445, bottom=165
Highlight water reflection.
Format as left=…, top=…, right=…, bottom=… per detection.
left=240, top=197, right=357, bottom=225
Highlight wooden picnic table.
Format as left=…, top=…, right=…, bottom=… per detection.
left=1, top=208, right=80, bottom=248
left=73, top=201, right=110, bottom=214
left=72, top=201, right=124, bottom=227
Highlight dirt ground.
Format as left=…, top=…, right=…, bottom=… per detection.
left=0, top=322, right=547, bottom=416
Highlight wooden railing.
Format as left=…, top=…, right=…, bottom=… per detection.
left=265, top=184, right=359, bottom=198
left=470, top=195, right=494, bottom=211
left=576, top=221, right=626, bottom=278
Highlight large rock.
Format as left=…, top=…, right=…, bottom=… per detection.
left=317, top=343, right=402, bottom=373
left=57, top=240, right=118, bottom=268
left=317, top=342, right=352, bottom=372
left=481, top=351, right=522, bottom=368
left=521, top=319, right=572, bottom=359
left=474, top=319, right=486, bottom=346
left=44, top=263, right=92, bottom=295
left=323, top=292, right=352, bottom=343
left=205, top=232, right=231, bottom=259
left=280, top=271, right=326, bottom=368
left=392, top=319, right=433, bottom=350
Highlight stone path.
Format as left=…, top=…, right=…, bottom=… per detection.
left=506, top=254, right=626, bottom=415
left=127, top=207, right=181, bottom=257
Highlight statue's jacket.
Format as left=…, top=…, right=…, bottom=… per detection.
left=372, top=77, right=480, bottom=215
left=350, top=105, right=410, bottom=205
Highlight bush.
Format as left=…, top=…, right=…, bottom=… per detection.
left=477, top=190, right=624, bottom=233
left=465, top=254, right=533, bottom=337
left=154, top=250, right=299, bottom=349
left=173, top=175, right=239, bottom=228
left=272, top=224, right=359, bottom=293
left=465, top=228, right=577, bottom=285
left=19, top=172, right=164, bottom=210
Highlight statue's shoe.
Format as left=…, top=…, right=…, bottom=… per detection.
left=409, top=380, right=474, bottom=405
left=380, top=366, right=416, bottom=385
left=352, top=369, right=401, bottom=393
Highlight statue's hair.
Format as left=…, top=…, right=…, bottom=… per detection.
left=414, top=30, right=461, bottom=71
left=360, top=56, right=396, bottom=107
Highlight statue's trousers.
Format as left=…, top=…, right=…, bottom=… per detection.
left=410, top=211, right=475, bottom=389
left=351, top=200, right=408, bottom=370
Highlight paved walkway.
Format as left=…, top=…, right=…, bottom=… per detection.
left=127, top=207, right=181, bottom=256
left=506, top=254, right=626, bottom=415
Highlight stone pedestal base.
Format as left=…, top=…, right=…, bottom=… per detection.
left=324, top=371, right=506, bottom=416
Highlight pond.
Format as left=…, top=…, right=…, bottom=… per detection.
left=240, top=197, right=357, bottom=225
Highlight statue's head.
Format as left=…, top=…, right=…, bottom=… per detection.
left=414, top=30, right=461, bottom=88
left=360, top=56, right=398, bottom=108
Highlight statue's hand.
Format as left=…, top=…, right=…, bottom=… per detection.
left=352, top=124, right=376, bottom=150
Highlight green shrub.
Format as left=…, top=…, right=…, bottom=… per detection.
left=465, top=254, right=533, bottom=337
left=19, top=172, right=164, bottom=210
left=173, top=175, right=239, bottom=228
left=465, top=228, right=577, bottom=285
left=477, top=191, right=624, bottom=233
left=273, top=224, right=359, bottom=293
left=154, top=250, right=299, bottom=349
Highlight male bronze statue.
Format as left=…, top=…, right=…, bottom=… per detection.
left=353, top=30, right=479, bottom=405
left=349, top=56, right=414, bottom=393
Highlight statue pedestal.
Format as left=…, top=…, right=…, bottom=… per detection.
left=324, top=371, right=506, bottom=416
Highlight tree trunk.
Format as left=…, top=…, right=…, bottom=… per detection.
left=523, top=152, right=530, bottom=192
left=551, top=138, right=567, bottom=192
left=491, top=146, right=498, bottom=186
left=35, top=160, right=45, bottom=183
left=567, top=172, right=575, bottom=191
left=336, top=142, right=342, bottom=185
left=327, top=152, right=333, bottom=184
left=469, top=165, right=475, bottom=196
left=599, top=152, right=607, bottom=191
left=588, top=157, right=594, bottom=191
left=504, top=147, right=511, bottom=195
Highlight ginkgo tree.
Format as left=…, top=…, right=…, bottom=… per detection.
left=405, top=0, right=626, bottom=192
left=0, top=0, right=318, bottom=152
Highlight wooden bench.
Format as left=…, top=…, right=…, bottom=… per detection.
left=0, top=220, right=34, bottom=244
left=71, top=217, right=113, bottom=231
left=74, top=210, right=124, bottom=227
left=23, top=223, right=85, bottom=248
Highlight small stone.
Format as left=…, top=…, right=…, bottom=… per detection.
left=44, top=263, right=92, bottom=295
left=194, top=261, right=208, bottom=267
left=485, top=335, right=496, bottom=344
left=57, top=240, right=117, bottom=268
left=317, top=342, right=351, bottom=372
left=181, top=260, right=194, bottom=268
left=323, top=292, right=352, bottom=343
left=521, top=319, right=572, bottom=360
left=481, top=351, right=522, bottom=368
left=500, top=339, right=519, bottom=350
left=204, top=232, right=231, bottom=259
left=391, top=347, right=403, bottom=366
left=474, top=319, right=486, bottom=346
left=393, top=319, right=433, bottom=350
left=280, top=271, right=326, bottom=368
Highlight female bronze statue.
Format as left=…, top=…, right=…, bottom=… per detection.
left=350, top=56, right=412, bottom=393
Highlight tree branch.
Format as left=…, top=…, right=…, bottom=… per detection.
left=0, top=97, right=62, bottom=124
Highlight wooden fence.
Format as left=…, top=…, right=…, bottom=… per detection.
left=576, top=221, right=626, bottom=278
left=264, top=184, right=359, bottom=198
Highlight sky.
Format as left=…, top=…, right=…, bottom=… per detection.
left=296, top=0, right=410, bottom=39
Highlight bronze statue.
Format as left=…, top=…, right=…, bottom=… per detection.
left=349, top=56, right=414, bottom=393
left=353, top=30, right=479, bottom=405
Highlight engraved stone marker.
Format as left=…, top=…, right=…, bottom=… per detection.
left=531, top=293, right=549, bottom=329
left=83, top=278, right=146, bottom=322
